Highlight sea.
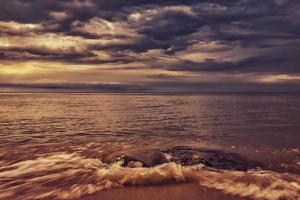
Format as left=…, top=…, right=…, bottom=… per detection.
left=0, top=93, right=299, bottom=200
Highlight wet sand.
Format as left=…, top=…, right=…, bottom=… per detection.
left=80, top=183, right=249, bottom=200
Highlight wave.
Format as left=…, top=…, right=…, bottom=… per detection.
left=0, top=152, right=299, bottom=200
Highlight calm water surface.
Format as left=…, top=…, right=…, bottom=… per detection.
left=0, top=93, right=299, bottom=200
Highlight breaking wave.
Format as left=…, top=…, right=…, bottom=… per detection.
left=0, top=152, right=299, bottom=200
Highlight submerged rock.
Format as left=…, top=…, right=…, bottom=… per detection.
left=105, top=150, right=167, bottom=167
left=112, top=155, right=145, bottom=167
left=163, top=146, right=264, bottom=171
left=102, top=146, right=264, bottom=171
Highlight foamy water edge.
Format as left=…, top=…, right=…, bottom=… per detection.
left=0, top=153, right=299, bottom=200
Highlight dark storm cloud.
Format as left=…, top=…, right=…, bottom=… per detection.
left=0, top=0, right=60, bottom=23
left=165, top=44, right=300, bottom=74
left=0, top=47, right=142, bottom=65
left=0, top=46, right=94, bottom=62
left=1, top=80, right=299, bottom=93
left=0, top=0, right=300, bottom=78
left=0, top=82, right=149, bottom=92
left=138, top=11, right=201, bottom=41
left=89, top=36, right=170, bottom=53
left=153, top=81, right=300, bottom=93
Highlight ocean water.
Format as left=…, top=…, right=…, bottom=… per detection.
left=0, top=93, right=299, bottom=200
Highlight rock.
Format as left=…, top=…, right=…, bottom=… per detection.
left=108, top=150, right=167, bottom=167
left=102, top=146, right=264, bottom=171
left=111, top=155, right=145, bottom=167
left=163, top=146, right=264, bottom=171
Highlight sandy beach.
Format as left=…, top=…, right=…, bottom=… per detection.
left=80, top=183, right=249, bottom=200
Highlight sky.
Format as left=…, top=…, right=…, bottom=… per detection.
left=0, top=0, right=299, bottom=92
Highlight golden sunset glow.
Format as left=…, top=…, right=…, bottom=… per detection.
left=0, top=0, right=299, bottom=92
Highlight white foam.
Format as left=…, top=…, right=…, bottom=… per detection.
left=0, top=153, right=299, bottom=200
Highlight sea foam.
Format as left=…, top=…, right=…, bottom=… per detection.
left=0, top=153, right=299, bottom=200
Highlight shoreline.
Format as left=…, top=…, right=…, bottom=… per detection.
left=79, top=183, right=250, bottom=200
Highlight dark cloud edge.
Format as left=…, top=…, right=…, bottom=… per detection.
left=1, top=81, right=299, bottom=93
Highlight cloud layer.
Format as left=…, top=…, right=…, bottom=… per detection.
left=0, top=0, right=299, bottom=92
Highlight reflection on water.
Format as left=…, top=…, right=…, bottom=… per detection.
left=0, top=93, right=299, bottom=199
